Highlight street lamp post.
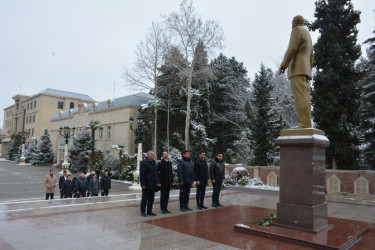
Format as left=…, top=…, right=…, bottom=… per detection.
left=59, top=126, right=75, bottom=174
left=0, top=134, right=5, bottom=158
left=18, top=131, right=30, bottom=166
left=129, top=115, right=152, bottom=190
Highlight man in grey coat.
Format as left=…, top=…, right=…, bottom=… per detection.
left=89, top=173, right=100, bottom=196
left=177, top=150, right=195, bottom=212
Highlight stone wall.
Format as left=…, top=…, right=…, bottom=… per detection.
left=225, top=165, right=375, bottom=196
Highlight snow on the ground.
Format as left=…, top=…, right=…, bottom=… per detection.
left=111, top=179, right=133, bottom=185
left=242, top=183, right=279, bottom=191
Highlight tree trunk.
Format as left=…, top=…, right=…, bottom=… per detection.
left=167, top=89, right=171, bottom=154
left=153, top=72, right=158, bottom=157
left=91, top=129, right=95, bottom=170
left=185, top=75, right=192, bottom=150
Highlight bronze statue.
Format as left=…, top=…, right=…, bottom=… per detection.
left=279, top=15, right=313, bottom=128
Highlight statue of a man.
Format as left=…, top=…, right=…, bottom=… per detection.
left=279, top=15, right=314, bottom=128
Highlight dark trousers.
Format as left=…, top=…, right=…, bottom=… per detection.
left=45, top=193, right=54, bottom=200
left=101, top=189, right=109, bottom=196
left=212, top=181, right=222, bottom=205
left=140, top=189, right=155, bottom=213
left=60, top=190, right=64, bottom=199
left=64, top=193, right=72, bottom=198
left=77, top=191, right=86, bottom=198
left=160, top=188, right=171, bottom=211
left=196, top=185, right=206, bottom=207
left=179, top=183, right=191, bottom=209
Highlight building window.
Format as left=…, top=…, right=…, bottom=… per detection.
left=70, top=102, right=74, bottom=109
left=58, top=101, right=64, bottom=109
left=107, top=126, right=111, bottom=140
left=34, top=101, right=36, bottom=108
left=30, top=102, right=33, bottom=109
left=32, top=128, right=34, bottom=136
left=33, top=115, right=35, bottom=122
left=27, top=104, right=29, bottom=110
left=99, top=129, right=103, bottom=139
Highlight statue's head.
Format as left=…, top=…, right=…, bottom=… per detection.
left=292, top=15, right=304, bottom=28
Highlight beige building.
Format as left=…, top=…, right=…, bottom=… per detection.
left=50, top=92, right=153, bottom=164
left=1, top=89, right=96, bottom=157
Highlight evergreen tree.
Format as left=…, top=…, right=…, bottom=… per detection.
left=6, top=133, right=22, bottom=161
left=309, top=0, right=361, bottom=169
left=189, top=41, right=214, bottom=158
left=35, top=129, right=54, bottom=165
left=360, top=22, right=375, bottom=169
left=69, top=130, right=92, bottom=173
left=208, top=54, right=250, bottom=159
left=24, top=142, right=40, bottom=165
left=249, top=64, right=283, bottom=166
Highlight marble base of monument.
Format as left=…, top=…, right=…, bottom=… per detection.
left=276, top=128, right=330, bottom=233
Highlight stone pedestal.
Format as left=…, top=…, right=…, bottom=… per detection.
left=18, top=144, right=26, bottom=166
left=59, top=144, right=71, bottom=174
left=276, top=128, right=331, bottom=233
left=129, top=143, right=142, bottom=191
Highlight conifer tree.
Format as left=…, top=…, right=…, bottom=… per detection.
left=249, top=64, right=283, bottom=166
left=360, top=22, right=375, bottom=169
left=6, top=133, right=22, bottom=161
left=208, top=54, right=250, bottom=158
left=69, top=130, right=92, bottom=172
left=35, top=129, right=54, bottom=165
left=24, top=142, right=40, bottom=165
left=309, top=0, right=361, bottom=169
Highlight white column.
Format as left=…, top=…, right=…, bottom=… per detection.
left=60, top=143, right=71, bottom=174
left=19, top=144, right=26, bottom=165
left=0, top=143, right=2, bottom=158
left=129, top=142, right=142, bottom=190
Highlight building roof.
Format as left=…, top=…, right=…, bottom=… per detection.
left=96, top=92, right=154, bottom=111
left=40, top=88, right=95, bottom=102
left=51, top=92, right=153, bottom=121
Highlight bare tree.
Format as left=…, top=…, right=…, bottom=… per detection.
left=123, top=22, right=167, bottom=157
left=162, top=0, right=224, bottom=150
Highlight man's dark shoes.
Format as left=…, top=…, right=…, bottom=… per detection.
left=161, top=210, right=166, bottom=214
left=217, top=203, right=224, bottom=207
left=197, top=206, right=202, bottom=210
left=212, top=203, right=218, bottom=207
left=147, top=212, right=157, bottom=216
left=201, top=206, right=208, bottom=209
left=165, top=210, right=171, bottom=213
left=141, top=212, right=147, bottom=217
left=185, top=207, right=193, bottom=211
left=180, top=208, right=186, bottom=212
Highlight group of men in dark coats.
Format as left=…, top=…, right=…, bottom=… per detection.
left=139, top=150, right=225, bottom=217
left=58, top=169, right=112, bottom=198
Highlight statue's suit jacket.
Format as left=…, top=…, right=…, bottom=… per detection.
left=281, top=25, right=314, bottom=80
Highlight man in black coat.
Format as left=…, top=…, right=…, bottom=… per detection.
left=100, top=169, right=111, bottom=196
left=140, top=151, right=160, bottom=217
left=194, top=151, right=209, bottom=210
left=72, top=172, right=80, bottom=198
left=158, top=152, right=174, bottom=214
left=62, top=175, right=74, bottom=198
left=177, top=150, right=195, bottom=212
left=59, top=170, right=68, bottom=199
left=86, top=170, right=94, bottom=197
left=210, top=153, right=225, bottom=207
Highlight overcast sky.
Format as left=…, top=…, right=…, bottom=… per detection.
left=0, top=0, right=374, bottom=127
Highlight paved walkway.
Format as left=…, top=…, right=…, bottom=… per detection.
left=0, top=160, right=133, bottom=201
left=0, top=159, right=375, bottom=249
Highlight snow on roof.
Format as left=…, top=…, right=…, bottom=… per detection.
left=51, top=92, right=153, bottom=120
left=40, top=88, right=95, bottom=102
left=96, top=92, right=154, bottom=111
